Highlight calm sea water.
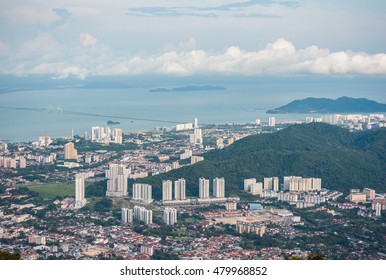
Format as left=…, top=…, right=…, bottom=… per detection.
left=1, top=78, right=385, bottom=142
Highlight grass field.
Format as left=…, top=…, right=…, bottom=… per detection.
left=25, top=183, right=74, bottom=199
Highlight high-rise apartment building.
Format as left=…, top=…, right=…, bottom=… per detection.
left=64, top=142, right=77, bottom=160
left=121, top=208, right=133, bottom=223
left=213, top=177, right=225, bottom=198
left=132, top=183, right=153, bottom=203
left=133, top=206, right=152, bottom=225
left=112, top=128, right=123, bottom=144
left=190, top=118, right=203, bottom=147
left=263, top=177, right=279, bottom=191
left=106, top=164, right=130, bottom=197
left=163, top=208, right=178, bottom=225
left=174, top=178, right=186, bottom=200
left=268, top=117, right=276, bottom=127
left=199, top=178, right=210, bottom=199
left=244, top=178, right=256, bottom=192
left=363, top=188, right=376, bottom=200
left=74, top=172, right=94, bottom=208
left=162, top=180, right=173, bottom=201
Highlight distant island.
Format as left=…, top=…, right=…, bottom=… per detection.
left=149, top=85, right=227, bottom=92
left=107, top=120, right=120, bottom=125
left=266, top=96, right=386, bottom=114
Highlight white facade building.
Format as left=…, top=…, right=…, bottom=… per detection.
left=213, top=177, right=225, bottom=198
left=199, top=178, right=210, bottom=199
left=163, top=208, right=178, bottom=225
left=162, top=180, right=173, bottom=201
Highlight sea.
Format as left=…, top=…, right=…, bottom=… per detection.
left=1, top=76, right=385, bottom=142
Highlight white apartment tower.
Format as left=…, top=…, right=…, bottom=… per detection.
left=106, top=164, right=130, bottom=197
left=74, top=172, right=94, bottom=208
left=75, top=174, right=86, bottom=208
left=264, top=177, right=279, bottom=192
left=133, top=206, right=152, bottom=225
left=174, top=178, right=186, bottom=200
left=268, top=117, right=276, bottom=127
left=162, top=180, right=173, bottom=201
left=121, top=208, right=133, bottom=223
left=163, top=208, right=178, bottom=225
left=190, top=118, right=203, bottom=147
left=244, top=178, right=256, bottom=192
left=112, top=128, right=123, bottom=144
left=213, top=177, right=225, bottom=198
left=199, top=178, right=210, bottom=199
left=132, top=183, right=153, bottom=203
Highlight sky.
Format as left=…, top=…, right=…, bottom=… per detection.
left=0, top=0, right=385, bottom=79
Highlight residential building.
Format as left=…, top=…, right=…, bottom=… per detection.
left=163, top=208, right=178, bottom=225
left=213, top=177, right=225, bottom=198
left=199, top=178, right=210, bottom=199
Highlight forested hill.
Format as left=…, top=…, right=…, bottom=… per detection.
left=266, top=96, right=386, bottom=114
left=140, top=123, right=386, bottom=199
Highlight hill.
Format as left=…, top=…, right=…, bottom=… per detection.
left=266, top=96, right=386, bottom=114
left=139, top=123, right=386, bottom=199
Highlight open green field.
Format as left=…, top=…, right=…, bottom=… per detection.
left=25, top=183, right=74, bottom=199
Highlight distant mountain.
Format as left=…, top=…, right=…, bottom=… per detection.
left=140, top=123, right=386, bottom=199
left=266, top=96, right=386, bottom=114
left=149, top=85, right=226, bottom=92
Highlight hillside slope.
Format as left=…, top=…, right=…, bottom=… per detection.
left=140, top=123, right=386, bottom=199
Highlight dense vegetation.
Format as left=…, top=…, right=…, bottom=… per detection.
left=140, top=123, right=386, bottom=199
left=0, top=251, right=21, bottom=260
left=267, top=96, right=386, bottom=114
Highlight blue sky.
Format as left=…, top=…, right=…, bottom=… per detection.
left=0, top=0, right=385, bottom=79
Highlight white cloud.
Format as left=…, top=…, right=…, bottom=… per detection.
left=79, top=33, right=97, bottom=47
left=2, top=38, right=386, bottom=78
left=179, top=37, right=196, bottom=51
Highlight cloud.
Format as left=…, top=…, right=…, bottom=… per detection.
left=179, top=37, right=196, bottom=51
left=126, top=0, right=298, bottom=18
left=2, top=38, right=386, bottom=78
left=79, top=33, right=97, bottom=47
left=126, top=7, right=217, bottom=18
left=49, top=8, right=71, bottom=29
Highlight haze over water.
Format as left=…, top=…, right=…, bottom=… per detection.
left=1, top=77, right=385, bottom=142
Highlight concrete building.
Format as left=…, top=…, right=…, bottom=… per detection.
left=190, top=118, right=203, bottom=147
left=236, top=221, right=266, bottom=237
left=133, top=206, right=153, bottom=225
left=191, top=156, right=204, bottom=164
left=112, top=128, right=123, bottom=144
left=199, top=178, right=210, bottom=199
left=213, top=177, right=225, bottom=198
left=375, top=203, right=382, bottom=217
left=288, top=176, right=322, bottom=192
left=363, top=188, right=376, bottom=200
left=106, top=164, right=130, bottom=197
left=121, top=208, right=133, bottom=223
left=349, top=193, right=367, bottom=203
left=19, top=157, right=26, bottom=168
left=132, top=183, right=153, bottom=204
left=244, top=178, right=256, bottom=192
left=140, top=245, right=154, bottom=256
left=250, top=182, right=263, bottom=195
left=74, top=172, right=94, bottom=208
left=163, top=207, right=178, bottom=225
left=268, top=116, right=276, bottom=127
left=225, top=202, right=237, bottom=211
left=64, top=142, right=77, bottom=160
left=162, top=180, right=173, bottom=201
left=174, top=178, right=186, bottom=200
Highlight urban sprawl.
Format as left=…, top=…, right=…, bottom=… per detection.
left=0, top=113, right=385, bottom=260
